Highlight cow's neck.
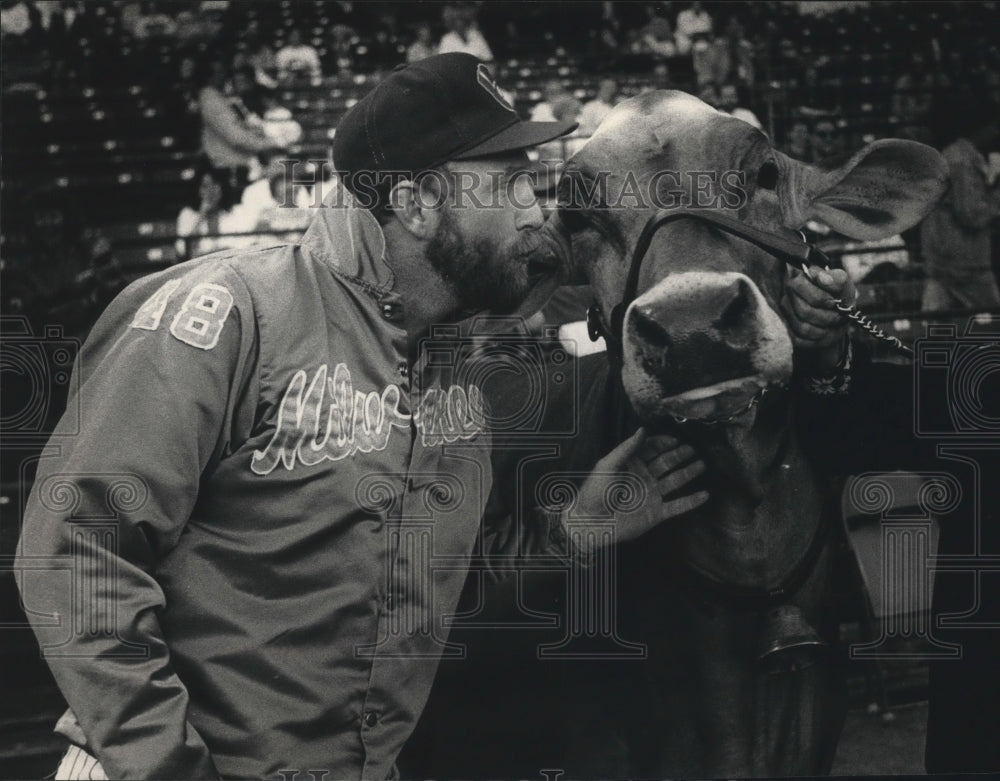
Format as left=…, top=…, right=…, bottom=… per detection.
left=684, top=396, right=792, bottom=506
left=680, top=391, right=823, bottom=589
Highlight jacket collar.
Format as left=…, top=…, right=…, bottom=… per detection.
left=300, top=185, right=397, bottom=297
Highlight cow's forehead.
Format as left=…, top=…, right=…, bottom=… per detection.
left=589, top=92, right=717, bottom=150
left=573, top=90, right=756, bottom=173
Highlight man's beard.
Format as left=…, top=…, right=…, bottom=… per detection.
left=425, top=206, right=537, bottom=314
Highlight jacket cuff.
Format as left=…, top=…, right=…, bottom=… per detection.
left=543, top=507, right=596, bottom=567
left=801, top=336, right=853, bottom=396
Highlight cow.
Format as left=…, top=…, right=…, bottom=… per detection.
left=401, top=90, right=947, bottom=779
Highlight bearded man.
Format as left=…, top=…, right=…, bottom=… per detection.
left=16, top=54, right=709, bottom=780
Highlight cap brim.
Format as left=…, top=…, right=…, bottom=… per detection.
left=452, top=119, right=579, bottom=160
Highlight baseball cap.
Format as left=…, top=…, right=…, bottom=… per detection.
left=333, top=53, right=577, bottom=201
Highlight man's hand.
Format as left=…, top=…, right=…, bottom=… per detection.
left=570, top=428, right=708, bottom=551
left=782, top=266, right=856, bottom=372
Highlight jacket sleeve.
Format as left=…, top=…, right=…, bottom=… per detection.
left=475, top=353, right=610, bottom=582
left=198, top=87, right=271, bottom=154
left=478, top=488, right=588, bottom=584
left=15, top=261, right=258, bottom=779
left=794, top=339, right=946, bottom=475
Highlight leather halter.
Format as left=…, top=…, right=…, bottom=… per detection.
left=586, top=208, right=831, bottom=360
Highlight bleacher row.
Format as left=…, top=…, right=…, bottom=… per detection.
left=4, top=2, right=998, bottom=311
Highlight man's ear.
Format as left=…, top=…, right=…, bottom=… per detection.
left=775, top=139, right=948, bottom=240
left=387, top=180, right=440, bottom=239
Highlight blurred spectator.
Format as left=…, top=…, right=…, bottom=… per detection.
left=920, top=94, right=1000, bottom=314
left=176, top=164, right=255, bottom=258
left=717, top=82, right=762, bottom=130
left=231, top=67, right=302, bottom=150
left=703, top=14, right=754, bottom=86
left=785, top=120, right=811, bottom=160
left=330, top=23, right=357, bottom=75
left=578, top=79, right=618, bottom=136
left=253, top=171, right=313, bottom=233
left=124, top=1, right=177, bottom=40
left=248, top=35, right=279, bottom=88
left=45, top=0, right=83, bottom=45
left=198, top=58, right=275, bottom=170
left=407, top=21, right=437, bottom=63
left=235, top=26, right=279, bottom=88
left=890, top=51, right=944, bottom=146
left=1, top=0, right=37, bottom=37
left=438, top=2, right=493, bottom=63
left=276, top=27, right=322, bottom=83
left=809, top=117, right=843, bottom=162
left=674, top=1, right=713, bottom=56
left=174, top=0, right=218, bottom=43
left=531, top=79, right=572, bottom=122
left=258, top=90, right=303, bottom=148
left=640, top=9, right=677, bottom=60
left=241, top=152, right=311, bottom=225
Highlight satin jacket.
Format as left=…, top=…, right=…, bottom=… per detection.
left=17, top=199, right=572, bottom=780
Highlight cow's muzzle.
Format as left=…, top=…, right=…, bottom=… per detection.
left=621, top=271, right=793, bottom=424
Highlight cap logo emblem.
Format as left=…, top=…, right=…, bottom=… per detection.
left=476, top=63, right=515, bottom=112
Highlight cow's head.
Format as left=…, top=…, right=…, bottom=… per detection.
left=553, top=91, right=946, bottom=425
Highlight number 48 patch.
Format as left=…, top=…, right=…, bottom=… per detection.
left=131, top=280, right=234, bottom=350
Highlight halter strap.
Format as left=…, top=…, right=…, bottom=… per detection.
left=589, top=209, right=831, bottom=356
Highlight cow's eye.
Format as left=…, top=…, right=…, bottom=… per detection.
left=557, top=204, right=589, bottom=233
left=556, top=180, right=590, bottom=233
left=756, top=161, right=779, bottom=190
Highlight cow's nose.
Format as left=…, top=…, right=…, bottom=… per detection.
left=712, top=276, right=757, bottom=348
left=631, top=306, right=672, bottom=353
left=632, top=276, right=758, bottom=352
left=626, top=274, right=764, bottom=397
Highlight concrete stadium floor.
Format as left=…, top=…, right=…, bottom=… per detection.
left=832, top=701, right=927, bottom=776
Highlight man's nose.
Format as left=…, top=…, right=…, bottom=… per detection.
left=515, top=196, right=544, bottom=230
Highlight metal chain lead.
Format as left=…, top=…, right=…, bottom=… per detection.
left=799, top=258, right=914, bottom=360
left=832, top=300, right=914, bottom=358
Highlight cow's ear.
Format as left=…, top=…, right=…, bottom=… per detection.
left=775, top=140, right=948, bottom=240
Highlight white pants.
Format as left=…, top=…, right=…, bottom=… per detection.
left=55, top=745, right=108, bottom=780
